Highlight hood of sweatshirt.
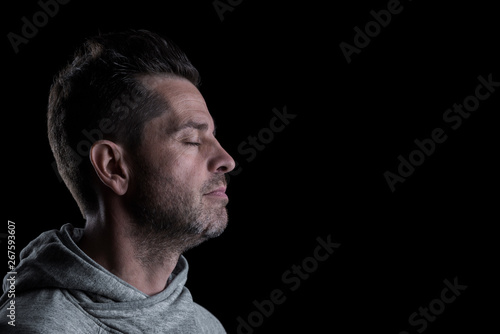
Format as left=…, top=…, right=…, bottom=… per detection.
left=1, top=224, right=225, bottom=333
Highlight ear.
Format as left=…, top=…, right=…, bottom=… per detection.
left=89, top=140, right=130, bottom=196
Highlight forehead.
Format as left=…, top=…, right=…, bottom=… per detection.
left=147, top=76, right=212, bottom=127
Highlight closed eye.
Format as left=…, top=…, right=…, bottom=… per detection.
left=186, top=142, right=201, bottom=146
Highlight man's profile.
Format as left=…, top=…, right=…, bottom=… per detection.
left=0, top=30, right=234, bottom=333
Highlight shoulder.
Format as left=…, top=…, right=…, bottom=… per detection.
left=0, top=289, right=108, bottom=333
left=191, top=302, right=227, bottom=333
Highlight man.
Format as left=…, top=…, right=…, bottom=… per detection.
left=0, top=30, right=234, bottom=333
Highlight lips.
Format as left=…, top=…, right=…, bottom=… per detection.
left=204, top=186, right=227, bottom=198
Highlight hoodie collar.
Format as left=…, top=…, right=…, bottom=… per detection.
left=3, top=223, right=189, bottom=305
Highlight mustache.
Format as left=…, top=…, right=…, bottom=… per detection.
left=201, top=174, right=228, bottom=193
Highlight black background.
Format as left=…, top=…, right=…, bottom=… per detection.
left=3, top=0, right=498, bottom=333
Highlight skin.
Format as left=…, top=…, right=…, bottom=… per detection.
left=78, top=76, right=235, bottom=296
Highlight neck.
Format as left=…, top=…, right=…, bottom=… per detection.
left=77, top=212, right=180, bottom=296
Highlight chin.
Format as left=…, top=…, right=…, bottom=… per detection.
left=183, top=219, right=227, bottom=253
left=201, top=209, right=228, bottom=239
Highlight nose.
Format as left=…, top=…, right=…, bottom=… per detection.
left=208, top=139, right=236, bottom=174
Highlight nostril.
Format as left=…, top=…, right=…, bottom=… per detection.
left=217, top=166, right=226, bottom=172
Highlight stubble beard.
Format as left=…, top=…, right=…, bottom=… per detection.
left=127, top=160, right=228, bottom=268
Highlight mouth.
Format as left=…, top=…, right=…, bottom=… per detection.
left=204, top=186, right=228, bottom=199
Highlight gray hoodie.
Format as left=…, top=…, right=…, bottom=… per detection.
left=0, top=224, right=226, bottom=333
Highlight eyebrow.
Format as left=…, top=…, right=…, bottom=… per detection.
left=175, top=120, right=217, bottom=135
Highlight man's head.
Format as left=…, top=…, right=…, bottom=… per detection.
left=48, top=30, right=235, bottom=256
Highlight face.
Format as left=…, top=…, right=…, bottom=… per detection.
left=126, top=76, right=235, bottom=254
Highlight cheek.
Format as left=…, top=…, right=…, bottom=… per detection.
left=183, top=167, right=206, bottom=194
left=168, top=150, right=206, bottom=191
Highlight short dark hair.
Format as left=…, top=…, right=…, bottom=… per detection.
left=47, top=29, right=200, bottom=216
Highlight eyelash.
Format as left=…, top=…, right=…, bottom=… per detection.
left=186, top=142, right=201, bottom=147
